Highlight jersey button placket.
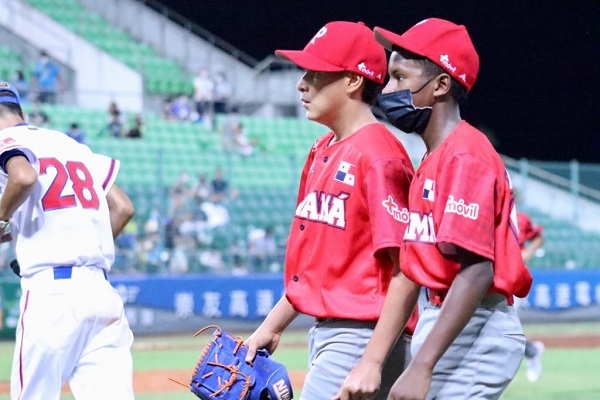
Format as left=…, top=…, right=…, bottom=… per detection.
left=300, top=224, right=305, bottom=231
left=293, top=275, right=299, bottom=282
left=323, top=156, right=328, bottom=162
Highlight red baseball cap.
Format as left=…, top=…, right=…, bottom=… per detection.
left=374, top=18, right=480, bottom=91
left=275, top=21, right=386, bottom=85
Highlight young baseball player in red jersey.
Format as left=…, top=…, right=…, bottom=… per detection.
left=517, top=211, right=544, bottom=265
left=337, top=18, right=533, bottom=400
left=516, top=210, right=545, bottom=382
left=243, top=21, right=418, bottom=399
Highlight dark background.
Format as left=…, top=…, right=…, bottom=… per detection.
left=155, top=0, right=600, bottom=162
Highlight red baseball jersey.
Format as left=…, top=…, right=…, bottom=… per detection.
left=517, top=211, right=544, bottom=248
left=285, top=123, right=417, bottom=331
left=400, top=121, right=532, bottom=301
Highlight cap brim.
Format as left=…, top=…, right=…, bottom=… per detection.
left=0, top=82, right=21, bottom=105
left=274, top=50, right=344, bottom=72
left=374, top=27, right=422, bottom=56
left=374, top=27, right=396, bottom=51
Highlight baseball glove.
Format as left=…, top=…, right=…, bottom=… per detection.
left=188, top=325, right=293, bottom=400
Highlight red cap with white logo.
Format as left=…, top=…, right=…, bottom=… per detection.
left=374, top=18, right=480, bottom=91
left=275, top=21, right=386, bottom=85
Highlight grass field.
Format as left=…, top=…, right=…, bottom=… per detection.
left=1, top=323, right=599, bottom=399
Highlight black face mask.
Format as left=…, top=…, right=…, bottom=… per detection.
left=377, top=79, right=434, bottom=134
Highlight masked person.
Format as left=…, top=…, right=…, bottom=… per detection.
left=337, top=18, right=532, bottom=400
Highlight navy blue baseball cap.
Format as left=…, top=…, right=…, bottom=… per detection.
left=0, top=82, right=21, bottom=105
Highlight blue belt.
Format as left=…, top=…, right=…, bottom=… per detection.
left=53, top=266, right=108, bottom=281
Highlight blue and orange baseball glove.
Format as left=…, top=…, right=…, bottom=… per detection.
left=189, top=325, right=293, bottom=400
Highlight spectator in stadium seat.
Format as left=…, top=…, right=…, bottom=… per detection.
left=107, top=113, right=123, bottom=137
left=233, top=122, right=258, bottom=157
left=170, top=171, right=192, bottom=203
left=200, top=192, right=230, bottom=230
left=230, top=238, right=249, bottom=275
left=169, top=235, right=190, bottom=274
left=210, top=167, right=229, bottom=197
left=193, top=68, right=215, bottom=121
left=213, top=71, right=232, bottom=114
left=138, top=231, right=167, bottom=273
left=105, top=100, right=125, bottom=137
left=137, top=209, right=168, bottom=273
left=247, top=226, right=278, bottom=272
left=199, top=246, right=226, bottom=273
left=32, top=50, right=63, bottom=104
left=125, top=114, right=144, bottom=139
left=108, top=100, right=120, bottom=116
left=65, top=122, right=85, bottom=144
left=170, top=94, right=192, bottom=121
left=192, top=172, right=212, bottom=205
left=167, top=210, right=194, bottom=250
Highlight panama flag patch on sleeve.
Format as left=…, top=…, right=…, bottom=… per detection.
left=423, top=179, right=435, bottom=201
left=334, top=161, right=355, bottom=186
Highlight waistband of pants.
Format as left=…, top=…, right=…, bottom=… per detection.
left=315, top=317, right=377, bottom=328
left=314, top=318, right=414, bottom=336
left=21, top=265, right=108, bottom=291
left=427, top=289, right=510, bottom=308
left=52, top=266, right=107, bottom=280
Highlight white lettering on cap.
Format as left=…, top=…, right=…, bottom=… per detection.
left=440, top=54, right=457, bottom=73
left=310, top=27, right=328, bottom=45
left=357, top=62, right=375, bottom=77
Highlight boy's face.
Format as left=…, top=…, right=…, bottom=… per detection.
left=383, top=51, right=433, bottom=108
left=296, top=70, right=347, bottom=124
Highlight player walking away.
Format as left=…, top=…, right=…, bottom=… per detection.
left=517, top=210, right=546, bottom=382
left=338, top=18, right=533, bottom=400
left=0, top=82, right=136, bottom=399
left=243, top=21, right=418, bottom=400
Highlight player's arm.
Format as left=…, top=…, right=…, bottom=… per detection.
left=522, top=234, right=543, bottom=264
left=0, top=155, right=38, bottom=222
left=244, top=294, right=299, bottom=363
left=106, top=183, right=134, bottom=238
left=393, top=247, right=494, bottom=399
left=334, top=247, right=421, bottom=400
left=363, top=249, right=421, bottom=361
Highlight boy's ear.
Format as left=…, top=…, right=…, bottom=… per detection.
left=346, top=72, right=364, bottom=96
left=433, top=73, right=452, bottom=98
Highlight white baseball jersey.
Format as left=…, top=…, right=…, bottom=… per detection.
left=0, top=124, right=119, bottom=276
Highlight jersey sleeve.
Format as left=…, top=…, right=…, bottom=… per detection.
left=365, top=157, right=412, bottom=253
left=0, top=135, right=39, bottom=172
left=87, top=153, right=120, bottom=194
left=435, top=153, right=496, bottom=260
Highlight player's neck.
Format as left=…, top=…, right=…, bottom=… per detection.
left=0, top=115, right=25, bottom=130
left=329, top=103, right=377, bottom=144
left=421, top=106, right=462, bottom=153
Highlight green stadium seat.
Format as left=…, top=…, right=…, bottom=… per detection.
left=24, top=0, right=194, bottom=96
